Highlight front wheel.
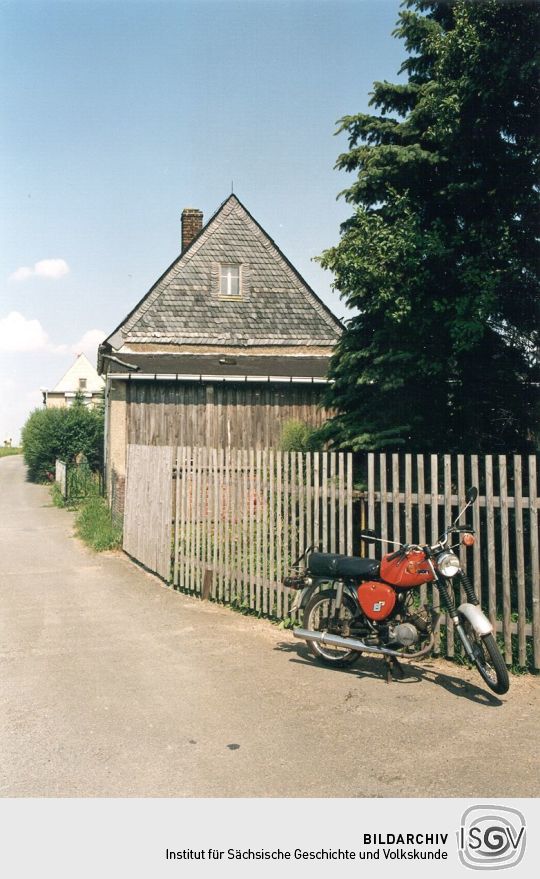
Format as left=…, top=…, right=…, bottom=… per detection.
left=303, top=589, right=360, bottom=667
left=465, top=627, right=509, bottom=695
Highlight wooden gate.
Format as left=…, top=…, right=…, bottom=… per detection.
left=123, top=445, right=174, bottom=580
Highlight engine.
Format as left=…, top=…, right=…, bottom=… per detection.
left=388, top=622, right=419, bottom=648
left=386, top=605, right=431, bottom=647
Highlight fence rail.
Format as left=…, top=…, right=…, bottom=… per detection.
left=122, top=445, right=539, bottom=669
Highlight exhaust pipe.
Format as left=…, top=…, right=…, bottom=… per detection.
left=293, top=628, right=434, bottom=660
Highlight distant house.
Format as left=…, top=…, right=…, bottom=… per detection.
left=98, top=195, right=342, bottom=512
left=43, top=353, right=105, bottom=409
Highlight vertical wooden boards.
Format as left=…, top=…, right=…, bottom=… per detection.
left=457, top=454, right=466, bottom=604
left=514, top=456, right=526, bottom=666
left=330, top=453, right=337, bottom=553
left=255, top=448, right=262, bottom=612
left=321, top=454, right=328, bottom=552
left=346, top=453, right=353, bottom=557
left=470, top=454, right=482, bottom=605
left=338, top=453, right=345, bottom=555
left=282, top=452, right=294, bottom=617
left=499, top=455, right=512, bottom=662
left=485, top=455, right=496, bottom=629
left=261, top=449, right=269, bottom=614
left=380, top=454, right=388, bottom=547
left=443, top=455, right=454, bottom=656
left=367, top=453, right=376, bottom=559
left=392, top=454, right=400, bottom=548
left=123, top=444, right=173, bottom=582
left=404, top=454, right=412, bottom=547
left=430, top=455, right=440, bottom=649
left=417, top=454, right=427, bottom=606
left=530, top=456, right=540, bottom=669
left=276, top=450, right=283, bottom=618
left=313, top=453, right=320, bottom=552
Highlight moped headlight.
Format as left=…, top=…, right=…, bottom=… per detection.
left=437, top=551, right=461, bottom=578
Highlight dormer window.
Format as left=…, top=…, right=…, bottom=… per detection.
left=220, top=264, right=241, bottom=298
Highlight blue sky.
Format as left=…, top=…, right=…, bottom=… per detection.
left=0, top=0, right=404, bottom=442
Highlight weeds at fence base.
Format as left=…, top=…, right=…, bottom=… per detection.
left=74, top=497, right=123, bottom=552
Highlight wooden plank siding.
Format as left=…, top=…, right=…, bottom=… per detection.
left=126, top=381, right=330, bottom=450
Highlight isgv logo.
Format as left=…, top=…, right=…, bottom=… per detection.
left=458, top=805, right=526, bottom=870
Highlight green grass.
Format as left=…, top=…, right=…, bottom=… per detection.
left=50, top=483, right=67, bottom=508
left=0, top=447, right=21, bottom=458
left=74, top=496, right=123, bottom=552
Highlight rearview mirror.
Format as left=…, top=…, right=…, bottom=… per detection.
left=467, top=486, right=478, bottom=503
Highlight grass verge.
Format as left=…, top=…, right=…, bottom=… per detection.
left=0, top=447, right=22, bottom=458
left=74, top=496, right=123, bottom=552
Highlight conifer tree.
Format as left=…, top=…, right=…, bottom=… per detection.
left=319, top=0, right=539, bottom=451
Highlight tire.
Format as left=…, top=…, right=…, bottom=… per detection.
left=466, top=628, right=510, bottom=695
left=303, top=589, right=360, bottom=667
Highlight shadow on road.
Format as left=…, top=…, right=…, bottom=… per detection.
left=275, top=640, right=502, bottom=706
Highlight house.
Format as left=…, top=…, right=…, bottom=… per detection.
left=98, top=194, right=342, bottom=513
left=43, top=352, right=105, bottom=409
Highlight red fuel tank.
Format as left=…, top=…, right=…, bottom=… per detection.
left=357, top=581, right=396, bottom=621
left=380, top=550, right=434, bottom=589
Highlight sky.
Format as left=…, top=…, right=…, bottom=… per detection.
left=0, top=0, right=404, bottom=443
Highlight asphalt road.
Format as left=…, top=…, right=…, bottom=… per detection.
left=1, top=455, right=538, bottom=797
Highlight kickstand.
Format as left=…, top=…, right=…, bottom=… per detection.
left=384, top=655, right=405, bottom=683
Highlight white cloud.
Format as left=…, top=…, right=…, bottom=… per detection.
left=71, top=328, right=106, bottom=359
left=0, top=311, right=51, bottom=352
left=9, top=266, right=34, bottom=282
left=34, top=258, right=70, bottom=279
left=8, top=258, right=70, bottom=282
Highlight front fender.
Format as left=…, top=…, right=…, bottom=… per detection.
left=458, top=602, right=493, bottom=636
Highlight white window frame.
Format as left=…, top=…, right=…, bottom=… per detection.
left=219, top=263, right=242, bottom=299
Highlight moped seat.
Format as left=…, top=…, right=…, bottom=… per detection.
left=307, top=552, right=380, bottom=579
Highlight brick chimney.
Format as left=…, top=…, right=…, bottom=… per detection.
left=181, top=208, right=203, bottom=252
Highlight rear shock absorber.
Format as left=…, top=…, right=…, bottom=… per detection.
left=459, top=572, right=479, bottom=606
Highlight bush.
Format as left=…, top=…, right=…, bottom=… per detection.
left=21, top=400, right=104, bottom=482
left=75, top=496, right=122, bottom=552
left=280, top=419, right=322, bottom=452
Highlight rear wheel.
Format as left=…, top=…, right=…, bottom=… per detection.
left=303, top=589, right=360, bottom=667
left=464, top=625, right=509, bottom=695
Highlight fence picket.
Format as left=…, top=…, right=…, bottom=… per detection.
left=367, top=453, right=375, bottom=559
left=514, top=456, right=526, bottom=666
left=530, top=456, right=539, bottom=669
left=346, top=453, right=353, bottom=557
left=485, top=456, right=496, bottom=629
left=444, top=454, right=454, bottom=656
left=430, top=455, right=440, bottom=649
left=499, top=455, right=512, bottom=663
left=417, top=454, right=426, bottom=605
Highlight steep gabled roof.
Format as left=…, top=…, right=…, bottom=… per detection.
left=104, top=195, right=342, bottom=350
left=51, top=353, right=105, bottom=393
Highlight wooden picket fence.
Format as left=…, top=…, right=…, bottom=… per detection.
left=364, top=453, right=539, bottom=667
left=122, top=445, right=540, bottom=669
